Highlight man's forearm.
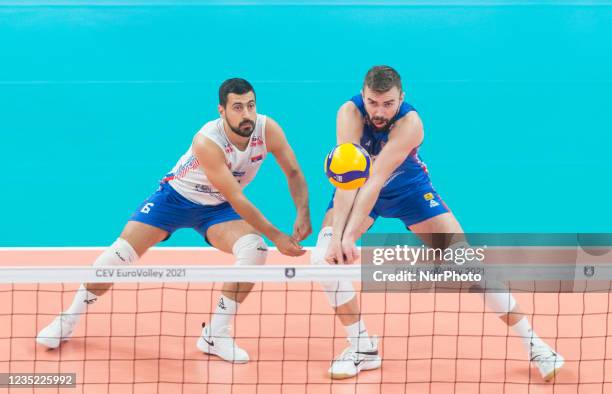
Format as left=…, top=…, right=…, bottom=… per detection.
left=332, top=189, right=358, bottom=235
left=343, top=182, right=381, bottom=240
left=287, top=172, right=310, bottom=215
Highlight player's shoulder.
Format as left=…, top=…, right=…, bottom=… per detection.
left=195, top=118, right=223, bottom=137
left=338, top=99, right=363, bottom=118
left=395, top=110, right=422, bottom=128
left=264, top=114, right=288, bottom=136
left=261, top=111, right=280, bottom=124
left=263, top=114, right=284, bottom=148
left=257, top=113, right=269, bottom=128
left=192, top=118, right=221, bottom=148
left=389, top=111, right=424, bottom=143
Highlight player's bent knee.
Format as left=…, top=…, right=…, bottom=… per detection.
left=453, top=241, right=518, bottom=317
left=310, top=226, right=355, bottom=307
left=93, top=238, right=139, bottom=267
left=322, top=281, right=356, bottom=308
left=233, top=233, right=268, bottom=266
left=471, top=270, right=517, bottom=316
left=88, top=238, right=138, bottom=296
left=482, top=292, right=517, bottom=316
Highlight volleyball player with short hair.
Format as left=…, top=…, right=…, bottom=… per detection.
left=37, top=78, right=311, bottom=364
left=312, top=65, right=564, bottom=380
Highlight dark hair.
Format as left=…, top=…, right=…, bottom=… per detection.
left=219, top=78, right=255, bottom=107
left=363, top=65, right=402, bottom=93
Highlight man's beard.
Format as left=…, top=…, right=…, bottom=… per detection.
left=228, top=119, right=256, bottom=137
left=367, top=115, right=391, bottom=132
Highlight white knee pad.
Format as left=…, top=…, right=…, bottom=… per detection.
left=481, top=291, right=517, bottom=316
left=233, top=234, right=268, bottom=266
left=453, top=241, right=517, bottom=316
left=93, top=238, right=139, bottom=267
left=452, top=240, right=517, bottom=316
left=310, top=227, right=355, bottom=307
left=475, top=272, right=517, bottom=316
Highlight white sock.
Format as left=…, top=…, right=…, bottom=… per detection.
left=511, top=317, right=542, bottom=352
left=64, top=284, right=98, bottom=318
left=345, top=319, right=370, bottom=350
left=210, top=295, right=238, bottom=334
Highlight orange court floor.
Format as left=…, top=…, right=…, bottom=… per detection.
left=0, top=248, right=610, bottom=394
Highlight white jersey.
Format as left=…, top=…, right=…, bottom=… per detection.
left=164, top=114, right=268, bottom=206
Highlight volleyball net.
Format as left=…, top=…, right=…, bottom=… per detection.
left=1, top=234, right=611, bottom=393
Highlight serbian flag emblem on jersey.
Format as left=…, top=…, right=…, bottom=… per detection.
left=250, top=154, right=263, bottom=163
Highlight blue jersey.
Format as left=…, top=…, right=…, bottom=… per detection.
left=351, top=94, right=431, bottom=196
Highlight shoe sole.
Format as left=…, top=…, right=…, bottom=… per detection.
left=328, top=358, right=382, bottom=380
left=196, top=337, right=249, bottom=364
left=35, top=336, right=63, bottom=349
left=542, top=359, right=565, bottom=382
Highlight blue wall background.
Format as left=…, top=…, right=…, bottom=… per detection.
left=1, top=1, right=611, bottom=246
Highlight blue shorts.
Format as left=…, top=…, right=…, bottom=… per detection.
left=129, top=182, right=241, bottom=242
left=327, top=184, right=450, bottom=228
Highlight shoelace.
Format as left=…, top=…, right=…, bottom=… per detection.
left=338, top=340, right=372, bottom=362
left=338, top=347, right=361, bottom=362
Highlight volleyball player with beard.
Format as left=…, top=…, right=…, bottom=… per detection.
left=37, top=78, right=311, bottom=364
left=311, top=66, right=564, bottom=381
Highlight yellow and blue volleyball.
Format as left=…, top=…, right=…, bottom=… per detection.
left=324, top=143, right=371, bottom=190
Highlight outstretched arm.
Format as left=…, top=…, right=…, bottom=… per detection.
left=265, top=117, right=312, bottom=241
left=341, top=111, right=424, bottom=263
left=326, top=101, right=365, bottom=264
left=193, top=134, right=305, bottom=257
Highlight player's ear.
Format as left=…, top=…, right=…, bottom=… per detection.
left=217, top=104, right=224, bottom=117
left=400, top=90, right=405, bottom=102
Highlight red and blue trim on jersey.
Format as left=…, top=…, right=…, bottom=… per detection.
left=161, top=155, right=200, bottom=183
